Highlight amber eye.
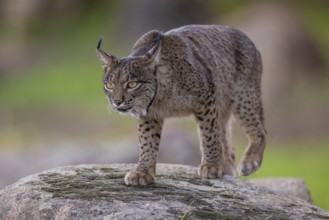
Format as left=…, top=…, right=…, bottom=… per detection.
left=127, top=81, right=138, bottom=89
left=105, top=81, right=114, bottom=90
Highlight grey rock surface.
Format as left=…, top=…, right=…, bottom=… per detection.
left=250, top=178, right=313, bottom=203
left=0, top=164, right=328, bottom=220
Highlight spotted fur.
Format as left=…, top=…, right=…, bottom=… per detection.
left=96, top=25, right=266, bottom=186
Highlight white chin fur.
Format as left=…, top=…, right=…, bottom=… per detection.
left=141, top=109, right=147, bottom=116
left=127, top=108, right=148, bottom=118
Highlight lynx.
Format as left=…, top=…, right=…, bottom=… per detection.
left=96, top=25, right=266, bottom=186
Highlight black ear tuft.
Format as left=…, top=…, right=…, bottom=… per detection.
left=96, top=36, right=119, bottom=69
left=97, top=36, right=104, bottom=49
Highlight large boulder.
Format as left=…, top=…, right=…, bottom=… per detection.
left=0, top=164, right=328, bottom=220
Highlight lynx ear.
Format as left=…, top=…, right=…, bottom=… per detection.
left=137, top=32, right=162, bottom=65
left=96, top=36, right=119, bottom=69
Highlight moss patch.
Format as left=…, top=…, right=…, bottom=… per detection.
left=39, top=167, right=126, bottom=202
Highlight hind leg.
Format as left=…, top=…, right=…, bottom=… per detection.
left=195, top=100, right=236, bottom=178
left=195, top=107, right=226, bottom=179
left=233, top=89, right=266, bottom=176
left=216, top=108, right=236, bottom=176
left=223, top=120, right=236, bottom=176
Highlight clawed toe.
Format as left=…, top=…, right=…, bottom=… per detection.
left=124, top=171, right=154, bottom=186
left=198, top=163, right=224, bottom=179
left=237, top=160, right=260, bottom=176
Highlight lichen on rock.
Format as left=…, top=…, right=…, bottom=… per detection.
left=0, top=164, right=328, bottom=220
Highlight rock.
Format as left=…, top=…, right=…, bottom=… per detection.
left=250, top=178, right=313, bottom=203
left=0, top=126, right=199, bottom=188
left=0, top=164, right=328, bottom=220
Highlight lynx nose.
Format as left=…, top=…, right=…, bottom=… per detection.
left=113, top=100, right=123, bottom=107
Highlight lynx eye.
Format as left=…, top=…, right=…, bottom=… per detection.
left=105, top=81, right=114, bottom=90
left=127, top=81, right=138, bottom=89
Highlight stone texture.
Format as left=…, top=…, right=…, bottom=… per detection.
left=250, top=178, right=313, bottom=203
left=0, top=164, right=328, bottom=220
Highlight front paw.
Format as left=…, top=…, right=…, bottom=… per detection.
left=124, top=170, right=155, bottom=186
left=198, top=162, right=224, bottom=179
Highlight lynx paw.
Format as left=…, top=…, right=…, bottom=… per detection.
left=224, top=163, right=236, bottom=177
left=198, top=163, right=224, bottom=179
left=124, top=171, right=154, bottom=186
left=237, top=158, right=260, bottom=176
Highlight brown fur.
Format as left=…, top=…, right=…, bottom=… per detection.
left=96, top=25, right=266, bottom=186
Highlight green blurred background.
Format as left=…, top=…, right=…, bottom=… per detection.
left=0, top=0, right=329, bottom=210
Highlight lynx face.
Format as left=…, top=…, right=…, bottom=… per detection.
left=103, top=60, right=157, bottom=117
left=96, top=35, right=161, bottom=117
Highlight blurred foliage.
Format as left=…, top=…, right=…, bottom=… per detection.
left=1, top=0, right=329, bottom=109
left=292, top=1, right=329, bottom=71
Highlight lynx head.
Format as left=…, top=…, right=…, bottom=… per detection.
left=96, top=31, right=162, bottom=117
